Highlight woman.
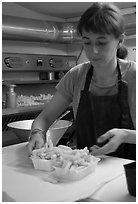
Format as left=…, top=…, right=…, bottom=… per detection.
left=28, top=3, right=136, bottom=160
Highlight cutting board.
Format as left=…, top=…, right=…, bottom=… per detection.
left=2, top=143, right=130, bottom=202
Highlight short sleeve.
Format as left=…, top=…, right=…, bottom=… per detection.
left=56, top=67, right=78, bottom=102
left=127, top=61, right=136, bottom=128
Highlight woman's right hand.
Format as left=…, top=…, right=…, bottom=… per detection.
left=27, top=133, right=45, bottom=156
left=27, top=91, right=70, bottom=156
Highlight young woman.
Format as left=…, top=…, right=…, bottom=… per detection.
left=28, top=3, right=136, bottom=160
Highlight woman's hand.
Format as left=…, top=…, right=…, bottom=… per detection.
left=27, top=133, right=45, bottom=156
left=27, top=91, right=70, bottom=156
left=90, top=128, right=126, bottom=156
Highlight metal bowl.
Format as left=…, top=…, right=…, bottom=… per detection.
left=7, top=119, right=72, bottom=144
left=7, top=120, right=33, bottom=142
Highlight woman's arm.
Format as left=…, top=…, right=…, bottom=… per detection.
left=31, top=91, right=70, bottom=132
left=27, top=91, right=70, bottom=155
left=124, top=129, right=136, bottom=144
left=90, top=128, right=136, bottom=156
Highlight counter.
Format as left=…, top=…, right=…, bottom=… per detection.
left=2, top=104, right=45, bottom=116
left=2, top=142, right=136, bottom=202
left=3, top=104, right=73, bottom=116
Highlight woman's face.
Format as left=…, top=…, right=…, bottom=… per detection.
left=82, top=30, right=120, bottom=67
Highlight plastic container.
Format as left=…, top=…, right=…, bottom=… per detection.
left=6, top=84, right=17, bottom=108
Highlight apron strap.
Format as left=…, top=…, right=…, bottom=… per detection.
left=84, top=65, right=93, bottom=91
left=117, top=60, right=134, bottom=129
left=117, top=60, right=122, bottom=81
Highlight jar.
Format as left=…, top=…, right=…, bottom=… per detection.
left=48, top=72, right=55, bottom=80
left=6, top=84, right=17, bottom=108
left=58, top=71, right=65, bottom=79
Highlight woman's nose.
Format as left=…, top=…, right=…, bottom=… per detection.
left=92, top=45, right=99, bottom=54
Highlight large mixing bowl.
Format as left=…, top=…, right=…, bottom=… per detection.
left=7, top=119, right=72, bottom=144
left=7, top=119, right=33, bottom=142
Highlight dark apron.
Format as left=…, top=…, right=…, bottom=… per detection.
left=67, top=62, right=136, bottom=160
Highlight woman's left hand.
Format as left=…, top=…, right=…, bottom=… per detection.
left=90, top=128, right=126, bottom=156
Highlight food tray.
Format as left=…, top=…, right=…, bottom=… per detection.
left=30, top=144, right=100, bottom=180
left=53, top=157, right=100, bottom=181
left=31, top=148, right=54, bottom=172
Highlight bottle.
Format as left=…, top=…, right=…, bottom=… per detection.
left=48, top=72, right=55, bottom=80
left=6, top=84, right=17, bottom=108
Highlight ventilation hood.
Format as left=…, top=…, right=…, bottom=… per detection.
left=2, top=15, right=80, bottom=43
left=2, top=15, right=136, bottom=43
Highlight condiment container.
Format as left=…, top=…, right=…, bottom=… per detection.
left=6, top=84, right=17, bottom=108
left=48, top=72, right=55, bottom=80
left=58, top=71, right=65, bottom=79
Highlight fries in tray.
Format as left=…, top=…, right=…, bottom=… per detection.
left=31, top=139, right=100, bottom=181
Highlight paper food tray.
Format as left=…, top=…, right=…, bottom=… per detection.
left=31, top=148, right=54, bottom=171
left=53, top=157, right=100, bottom=181
left=30, top=145, right=100, bottom=180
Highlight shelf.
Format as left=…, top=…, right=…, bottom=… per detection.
left=2, top=79, right=59, bottom=85
left=2, top=104, right=45, bottom=116
left=2, top=68, right=70, bottom=72
left=2, top=105, right=73, bottom=116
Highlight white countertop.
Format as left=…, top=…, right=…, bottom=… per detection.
left=2, top=142, right=136, bottom=202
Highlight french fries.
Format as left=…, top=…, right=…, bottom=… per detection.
left=32, top=139, right=94, bottom=169
left=31, top=139, right=100, bottom=179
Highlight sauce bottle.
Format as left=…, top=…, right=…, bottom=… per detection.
left=6, top=84, right=17, bottom=108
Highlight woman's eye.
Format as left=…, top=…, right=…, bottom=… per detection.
left=97, top=42, right=107, bottom=46
left=83, top=41, right=91, bottom=45
left=83, top=41, right=107, bottom=46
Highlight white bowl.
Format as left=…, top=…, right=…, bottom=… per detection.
left=7, top=120, right=33, bottom=142
left=7, top=119, right=72, bottom=143
left=47, top=120, right=72, bottom=145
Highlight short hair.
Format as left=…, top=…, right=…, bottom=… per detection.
left=77, top=2, right=125, bottom=39
left=117, top=45, right=128, bottom=59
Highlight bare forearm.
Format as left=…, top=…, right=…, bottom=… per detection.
left=124, top=129, right=136, bottom=144
left=31, top=91, right=70, bottom=133
left=31, top=102, right=58, bottom=133
left=31, top=113, right=50, bottom=134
